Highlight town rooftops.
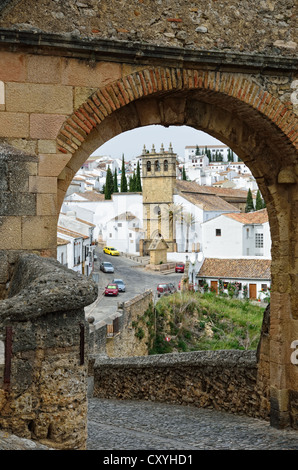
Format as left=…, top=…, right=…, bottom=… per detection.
left=197, top=258, right=271, bottom=280
left=67, top=191, right=105, bottom=202
left=179, top=191, right=239, bottom=212
left=175, top=180, right=248, bottom=201
left=224, top=209, right=268, bottom=224
left=57, top=226, right=89, bottom=240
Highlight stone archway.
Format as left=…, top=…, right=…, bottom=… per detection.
left=54, top=66, right=298, bottom=428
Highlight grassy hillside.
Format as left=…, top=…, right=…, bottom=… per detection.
left=136, top=291, right=265, bottom=355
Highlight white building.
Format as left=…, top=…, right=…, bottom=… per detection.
left=104, top=211, right=144, bottom=253
left=201, top=209, right=271, bottom=258
left=63, top=191, right=143, bottom=253
left=171, top=181, right=241, bottom=253
left=57, top=226, right=87, bottom=274
left=196, top=257, right=271, bottom=301
left=57, top=237, right=69, bottom=267
left=57, top=212, right=96, bottom=275
left=184, top=145, right=237, bottom=163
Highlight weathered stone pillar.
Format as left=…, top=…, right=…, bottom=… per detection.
left=268, top=179, right=298, bottom=429
left=0, top=253, right=98, bottom=449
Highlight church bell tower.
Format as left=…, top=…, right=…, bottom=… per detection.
left=141, top=143, right=177, bottom=253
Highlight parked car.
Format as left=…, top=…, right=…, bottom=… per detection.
left=168, top=283, right=177, bottom=293
left=157, top=283, right=171, bottom=297
left=100, top=261, right=114, bottom=273
left=104, top=283, right=119, bottom=296
left=103, top=246, right=120, bottom=256
left=112, top=278, right=126, bottom=292
left=175, top=263, right=185, bottom=273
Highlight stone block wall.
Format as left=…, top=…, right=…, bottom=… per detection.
left=93, top=350, right=269, bottom=420
left=0, top=252, right=98, bottom=450
left=89, top=290, right=153, bottom=359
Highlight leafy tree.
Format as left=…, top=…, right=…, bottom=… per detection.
left=120, top=154, right=127, bottom=192
left=182, top=166, right=187, bottom=180
left=136, top=160, right=142, bottom=192
left=104, top=166, right=114, bottom=200
left=113, top=168, right=118, bottom=193
left=245, top=188, right=254, bottom=213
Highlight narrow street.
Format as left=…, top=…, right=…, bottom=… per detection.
left=85, top=249, right=183, bottom=325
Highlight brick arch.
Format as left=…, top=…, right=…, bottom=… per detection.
left=57, top=67, right=298, bottom=158
left=56, top=66, right=298, bottom=429
left=56, top=66, right=298, bottom=248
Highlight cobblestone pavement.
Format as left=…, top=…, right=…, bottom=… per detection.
left=87, top=398, right=298, bottom=451
left=2, top=397, right=298, bottom=451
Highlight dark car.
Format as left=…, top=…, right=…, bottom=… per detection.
left=157, top=283, right=171, bottom=297
left=112, top=278, right=126, bottom=292
left=175, top=263, right=185, bottom=273
left=100, top=261, right=114, bottom=273
left=104, top=283, right=119, bottom=296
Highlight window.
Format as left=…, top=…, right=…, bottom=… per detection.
left=216, top=229, right=221, bottom=236
left=164, top=160, right=168, bottom=171
left=146, top=161, right=151, bottom=171
left=261, top=284, right=268, bottom=292
left=255, top=233, right=263, bottom=248
left=118, top=223, right=122, bottom=227
left=155, top=160, right=160, bottom=171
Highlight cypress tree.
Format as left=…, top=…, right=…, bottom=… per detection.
left=120, top=154, right=127, bottom=192
left=129, top=172, right=137, bottom=192
left=113, top=168, right=118, bottom=193
left=182, top=166, right=187, bottom=180
left=245, top=188, right=254, bottom=213
left=104, top=166, right=114, bottom=200
left=255, top=189, right=263, bottom=211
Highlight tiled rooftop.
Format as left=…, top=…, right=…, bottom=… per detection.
left=197, top=258, right=271, bottom=280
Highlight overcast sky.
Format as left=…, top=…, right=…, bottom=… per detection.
left=92, top=125, right=224, bottom=161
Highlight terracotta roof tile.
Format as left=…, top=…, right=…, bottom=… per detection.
left=197, top=258, right=271, bottom=280
left=175, top=180, right=249, bottom=199
left=181, top=192, right=239, bottom=212
left=225, top=209, right=268, bottom=224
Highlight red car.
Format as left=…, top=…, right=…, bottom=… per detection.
left=104, top=283, right=119, bottom=296
left=175, top=263, right=185, bottom=273
left=157, top=283, right=171, bottom=297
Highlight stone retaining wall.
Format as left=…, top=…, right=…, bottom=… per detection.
left=93, top=349, right=269, bottom=420
left=89, top=290, right=153, bottom=358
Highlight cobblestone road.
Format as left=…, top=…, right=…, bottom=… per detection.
left=87, top=398, right=298, bottom=451
left=2, top=397, right=298, bottom=451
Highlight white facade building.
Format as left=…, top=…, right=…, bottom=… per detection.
left=57, top=212, right=96, bottom=275
left=196, top=257, right=271, bottom=301
left=201, top=209, right=271, bottom=258
left=104, top=212, right=143, bottom=253
left=184, top=145, right=237, bottom=163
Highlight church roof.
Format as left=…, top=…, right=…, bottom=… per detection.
left=175, top=180, right=249, bottom=201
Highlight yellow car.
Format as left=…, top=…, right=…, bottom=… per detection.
left=103, top=246, right=120, bottom=256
